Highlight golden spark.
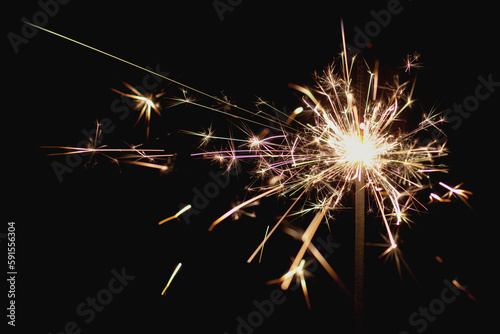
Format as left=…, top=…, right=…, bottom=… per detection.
left=111, top=82, right=165, bottom=139
left=161, top=262, right=182, bottom=295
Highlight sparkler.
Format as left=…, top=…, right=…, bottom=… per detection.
left=191, top=36, right=470, bottom=330
left=203, top=58, right=450, bottom=255
left=28, top=20, right=472, bottom=332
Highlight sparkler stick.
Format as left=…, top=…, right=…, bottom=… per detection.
left=353, top=54, right=368, bottom=334
left=354, top=174, right=365, bottom=334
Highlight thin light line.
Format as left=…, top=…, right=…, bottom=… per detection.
left=259, top=225, right=270, bottom=263
left=161, top=263, right=182, bottom=295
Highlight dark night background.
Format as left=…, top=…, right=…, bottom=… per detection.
left=4, top=1, right=497, bottom=333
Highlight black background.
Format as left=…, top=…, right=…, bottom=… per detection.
left=4, top=1, right=497, bottom=333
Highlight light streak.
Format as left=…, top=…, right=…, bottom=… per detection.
left=452, top=278, right=476, bottom=301
left=208, top=186, right=283, bottom=232
left=439, top=182, right=473, bottom=200
left=158, top=205, right=192, bottom=225
left=259, top=225, right=270, bottom=263
left=267, top=258, right=313, bottom=309
left=43, top=121, right=174, bottom=171
left=161, top=262, right=182, bottom=295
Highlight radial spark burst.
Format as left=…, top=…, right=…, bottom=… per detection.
left=193, top=52, right=470, bottom=292
left=111, top=82, right=165, bottom=139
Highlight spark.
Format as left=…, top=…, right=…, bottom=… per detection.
left=259, top=225, right=270, bottom=263
left=45, top=146, right=166, bottom=156
left=267, top=258, right=313, bottom=309
left=429, top=192, right=450, bottom=203
left=43, top=121, right=174, bottom=172
left=403, top=52, right=423, bottom=73
left=44, top=142, right=173, bottom=170
left=161, top=262, right=182, bottom=295
left=452, top=278, right=476, bottom=301
left=439, top=182, right=473, bottom=200
left=429, top=182, right=472, bottom=207
left=368, top=227, right=415, bottom=281
left=111, top=82, right=165, bottom=138
left=158, top=205, right=192, bottom=225
left=230, top=197, right=260, bottom=221
left=208, top=186, right=283, bottom=232
left=198, top=125, right=216, bottom=147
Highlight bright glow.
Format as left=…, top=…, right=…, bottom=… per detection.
left=342, top=136, right=375, bottom=164
left=294, top=107, right=304, bottom=115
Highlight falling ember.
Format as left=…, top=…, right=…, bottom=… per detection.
left=158, top=205, right=192, bottom=225
left=161, top=262, right=182, bottom=295
left=452, top=279, right=476, bottom=301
